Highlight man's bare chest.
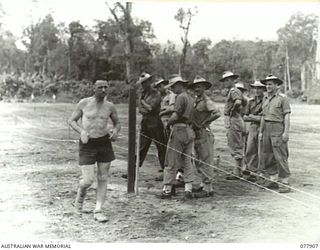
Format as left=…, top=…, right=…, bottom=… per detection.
left=83, top=102, right=111, bottom=121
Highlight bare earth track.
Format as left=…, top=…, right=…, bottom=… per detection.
left=0, top=103, right=320, bottom=243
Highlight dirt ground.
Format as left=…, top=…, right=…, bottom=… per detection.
left=0, top=102, right=320, bottom=243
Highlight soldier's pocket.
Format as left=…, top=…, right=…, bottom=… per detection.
left=224, top=116, right=230, bottom=129
left=231, top=119, right=244, bottom=132
left=194, top=136, right=205, bottom=145
left=174, top=128, right=187, bottom=144
left=209, top=131, right=215, bottom=144
left=186, top=127, right=195, bottom=142
left=270, top=135, right=283, bottom=147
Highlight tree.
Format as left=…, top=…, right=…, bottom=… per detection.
left=315, top=18, right=320, bottom=82
left=105, top=2, right=135, bottom=80
left=0, top=31, right=26, bottom=74
left=68, top=21, right=96, bottom=80
left=0, top=2, right=5, bottom=29
left=190, top=38, right=212, bottom=78
left=151, top=41, right=180, bottom=78
left=208, top=39, right=281, bottom=90
left=277, top=12, right=318, bottom=92
left=100, top=2, right=155, bottom=79
left=22, top=14, right=68, bottom=77
left=174, top=7, right=198, bottom=76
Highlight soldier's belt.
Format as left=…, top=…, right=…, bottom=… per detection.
left=173, top=123, right=190, bottom=127
left=250, top=121, right=260, bottom=125
left=264, top=120, right=283, bottom=123
left=194, top=126, right=210, bottom=132
left=225, top=114, right=242, bottom=118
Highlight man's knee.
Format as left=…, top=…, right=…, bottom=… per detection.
left=97, top=162, right=110, bottom=182
left=79, top=177, right=95, bottom=188
left=97, top=172, right=109, bottom=182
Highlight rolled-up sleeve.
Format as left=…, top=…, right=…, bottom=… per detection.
left=206, top=99, right=220, bottom=116
left=282, top=97, right=291, bottom=115
left=231, top=89, right=242, bottom=101
left=174, top=95, right=186, bottom=116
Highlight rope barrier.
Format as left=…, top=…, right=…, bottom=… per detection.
left=13, top=115, right=67, bottom=131
left=11, top=113, right=320, bottom=208
left=120, top=126, right=320, bottom=150
left=139, top=131, right=320, bottom=210
left=15, top=129, right=77, bottom=143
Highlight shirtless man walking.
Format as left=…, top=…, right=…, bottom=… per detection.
left=68, top=80, right=121, bottom=222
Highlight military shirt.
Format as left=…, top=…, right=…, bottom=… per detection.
left=174, top=91, right=194, bottom=124
left=139, top=88, right=161, bottom=116
left=245, top=97, right=264, bottom=115
left=262, top=90, right=291, bottom=122
left=193, top=94, right=220, bottom=129
left=160, top=90, right=176, bottom=119
left=224, top=87, right=247, bottom=117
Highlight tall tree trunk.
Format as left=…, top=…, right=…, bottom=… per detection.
left=285, top=44, right=292, bottom=91
left=67, top=56, right=71, bottom=79
left=25, top=56, right=29, bottom=73
left=179, top=10, right=192, bottom=76
left=180, top=40, right=188, bottom=75
left=68, top=38, right=73, bottom=79
left=252, top=67, right=257, bottom=81
left=284, top=63, right=287, bottom=92
left=315, top=18, right=320, bottom=83
left=47, top=48, right=51, bottom=76
left=301, top=62, right=307, bottom=92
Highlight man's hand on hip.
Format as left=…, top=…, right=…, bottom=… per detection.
left=80, top=130, right=89, bottom=144
left=109, top=130, right=118, bottom=141
left=282, top=132, right=289, bottom=143
left=224, top=116, right=230, bottom=129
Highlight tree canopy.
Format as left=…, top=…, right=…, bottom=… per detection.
left=0, top=8, right=318, bottom=102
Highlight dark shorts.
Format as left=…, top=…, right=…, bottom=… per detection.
left=79, top=134, right=115, bottom=165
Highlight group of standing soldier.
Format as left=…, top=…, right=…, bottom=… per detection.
left=136, top=73, right=221, bottom=199
left=221, top=72, right=291, bottom=194
left=136, top=70, right=292, bottom=200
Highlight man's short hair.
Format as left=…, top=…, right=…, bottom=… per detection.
left=95, top=80, right=109, bottom=87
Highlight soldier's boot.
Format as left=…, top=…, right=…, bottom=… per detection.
left=154, top=175, right=163, bottom=181
left=158, top=185, right=173, bottom=199
left=263, top=174, right=279, bottom=190
left=192, top=183, right=203, bottom=193
left=226, top=159, right=242, bottom=180
left=193, top=183, right=214, bottom=198
left=256, top=173, right=268, bottom=186
left=243, top=171, right=258, bottom=182
left=278, top=178, right=291, bottom=193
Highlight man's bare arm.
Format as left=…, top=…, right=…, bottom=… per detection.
left=141, top=100, right=152, bottom=111
left=201, top=110, right=221, bottom=127
left=159, top=105, right=174, bottom=116
left=68, top=101, right=84, bottom=134
left=243, top=114, right=262, bottom=123
left=68, top=100, right=89, bottom=143
left=230, top=99, right=242, bottom=116
left=109, top=105, right=121, bottom=141
left=282, top=113, right=290, bottom=142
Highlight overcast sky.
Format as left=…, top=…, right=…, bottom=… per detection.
left=1, top=0, right=319, bottom=47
